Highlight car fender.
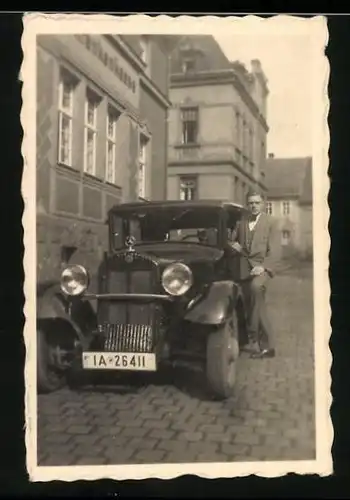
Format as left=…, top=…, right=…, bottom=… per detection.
left=184, top=280, right=242, bottom=326
left=37, top=281, right=96, bottom=343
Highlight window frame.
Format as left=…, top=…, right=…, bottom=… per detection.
left=83, top=88, right=100, bottom=177
left=179, top=176, right=198, bottom=201
left=180, top=106, right=199, bottom=145
left=138, top=133, right=149, bottom=199
left=105, top=106, right=119, bottom=184
left=266, top=201, right=273, bottom=215
left=57, top=70, right=76, bottom=167
left=182, top=58, right=195, bottom=73
left=282, top=200, right=290, bottom=216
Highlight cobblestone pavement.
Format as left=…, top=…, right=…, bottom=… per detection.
left=37, top=268, right=315, bottom=465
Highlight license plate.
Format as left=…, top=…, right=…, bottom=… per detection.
left=82, top=352, right=156, bottom=371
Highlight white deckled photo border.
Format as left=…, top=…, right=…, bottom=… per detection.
left=21, top=12, right=332, bottom=482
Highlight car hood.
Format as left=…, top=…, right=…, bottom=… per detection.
left=120, top=242, right=224, bottom=265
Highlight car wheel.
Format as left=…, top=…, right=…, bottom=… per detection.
left=206, top=310, right=240, bottom=400
left=37, top=328, right=66, bottom=394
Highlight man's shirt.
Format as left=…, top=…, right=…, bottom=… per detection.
left=248, top=213, right=261, bottom=232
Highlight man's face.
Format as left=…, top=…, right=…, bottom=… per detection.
left=247, top=194, right=263, bottom=216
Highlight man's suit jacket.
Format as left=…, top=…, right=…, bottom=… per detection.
left=234, top=212, right=281, bottom=280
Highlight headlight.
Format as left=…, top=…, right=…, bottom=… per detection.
left=60, top=265, right=89, bottom=296
left=162, top=262, right=193, bottom=296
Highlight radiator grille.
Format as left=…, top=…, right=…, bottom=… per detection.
left=96, top=253, right=160, bottom=353
left=101, top=323, right=154, bottom=353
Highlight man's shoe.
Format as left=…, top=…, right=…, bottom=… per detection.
left=240, top=341, right=260, bottom=354
left=250, top=348, right=276, bottom=359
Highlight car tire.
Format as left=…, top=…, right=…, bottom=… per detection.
left=37, top=328, right=66, bottom=394
left=206, top=310, right=240, bottom=400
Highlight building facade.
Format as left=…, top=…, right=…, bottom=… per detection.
left=36, top=34, right=171, bottom=286
left=264, top=155, right=313, bottom=258
left=167, top=35, right=269, bottom=203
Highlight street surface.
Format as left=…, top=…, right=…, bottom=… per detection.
left=37, top=265, right=315, bottom=465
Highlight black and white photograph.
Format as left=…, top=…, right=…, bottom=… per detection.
left=21, top=13, right=331, bottom=481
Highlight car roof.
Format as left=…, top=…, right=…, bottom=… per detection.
left=108, top=199, right=246, bottom=214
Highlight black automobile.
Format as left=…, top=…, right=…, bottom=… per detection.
left=37, top=200, right=249, bottom=400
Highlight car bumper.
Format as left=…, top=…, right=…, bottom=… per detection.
left=83, top=292, right=174, bottom=302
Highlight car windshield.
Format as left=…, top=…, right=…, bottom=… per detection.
left=111, top=206, right=223, bottom=249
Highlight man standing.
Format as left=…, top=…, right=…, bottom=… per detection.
left=231, top=189, right=281, bottom=359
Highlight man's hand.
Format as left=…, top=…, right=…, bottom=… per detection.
left=250, top=265, right=265, bottom=276
left=230, top=241, right=243, bottom=253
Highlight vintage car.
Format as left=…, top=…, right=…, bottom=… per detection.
left=36, top=200, right=249, bottom=400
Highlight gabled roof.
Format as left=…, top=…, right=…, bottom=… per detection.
left=264, top=156, right=312, bottom=203
left=170, top=35, right=232, bottom=74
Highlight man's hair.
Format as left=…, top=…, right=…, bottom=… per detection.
left=246, top=188, right=263, bottom=200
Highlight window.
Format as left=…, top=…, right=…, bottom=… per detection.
left=105, top=106, right=119, bottom=184
left=266, top=202, right=272, bottom=215
left=84, top=89, right=100, bottom=176
left=281, top=230, right=290, bottom=246
left=139, top=134, right=148, bottom=199
left=180, top=177, right=197, bottom=200
left=58, top=69, right=77, bottom=166
left=181, top=107, right=198, bottom=144
left=182, top=59, right=195, bottom=73
left=283, top=201, right=290, bottom=216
